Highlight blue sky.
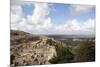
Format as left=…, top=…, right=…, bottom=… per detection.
left=21, top=3, right=95, bottom=24
left=22, top=3, right=34, bottom=17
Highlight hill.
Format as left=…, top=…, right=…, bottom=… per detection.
left=10, top=30, right=73, bottom=66
left=10, top=30, right=95, bottom=66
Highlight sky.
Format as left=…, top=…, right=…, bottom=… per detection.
left=11, top=0, right=95, bottom=35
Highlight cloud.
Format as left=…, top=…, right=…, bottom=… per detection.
left=10, top=0, right=23, bottom=30
left=55, top=19, right=95, bottom=34
left=27, top=2, right=50, bottom=25
left=25, top=2, right=54, bottom=34
left=11, top=1, right=95, bottom=34
left=11, top=1, right=53, bottom=34
left=81, top=19, right=95, bottom=33
left=11, top=5, right=22, bottom=24
left=70, top=5, right=94, bottom=14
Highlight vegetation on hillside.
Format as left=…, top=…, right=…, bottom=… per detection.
left=49, top=44, right=74, bottom=64
left=49, top=40, right=95, bottom=63
left=72, top=41, right=95, bottom=62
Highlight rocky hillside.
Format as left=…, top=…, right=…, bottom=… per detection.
left=10, top=30, right=66, bottom=66
left=10, top=30, right=95, bottom=66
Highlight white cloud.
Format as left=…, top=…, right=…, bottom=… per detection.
left=11, top=0, right=23, bottom=30
left=70, top=5, right=94, bottom=13
left=11, top=5, right=22, bottom=24
left=10, top=1, right=95, bottom=34
left=81, top=19, right=95, bottom=32
left=25, top=2, right=54, bottom=34
left=27, top=2, right=50, bottom=25
left=55, top=19, right=95, bottom=34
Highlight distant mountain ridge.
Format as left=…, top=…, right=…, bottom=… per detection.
left=47, top=34, right=95, bottom=38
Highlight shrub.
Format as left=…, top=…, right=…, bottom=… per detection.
left=49, top=45, right=74, bottom=64
left=73, top=41, right=95, bottom=62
